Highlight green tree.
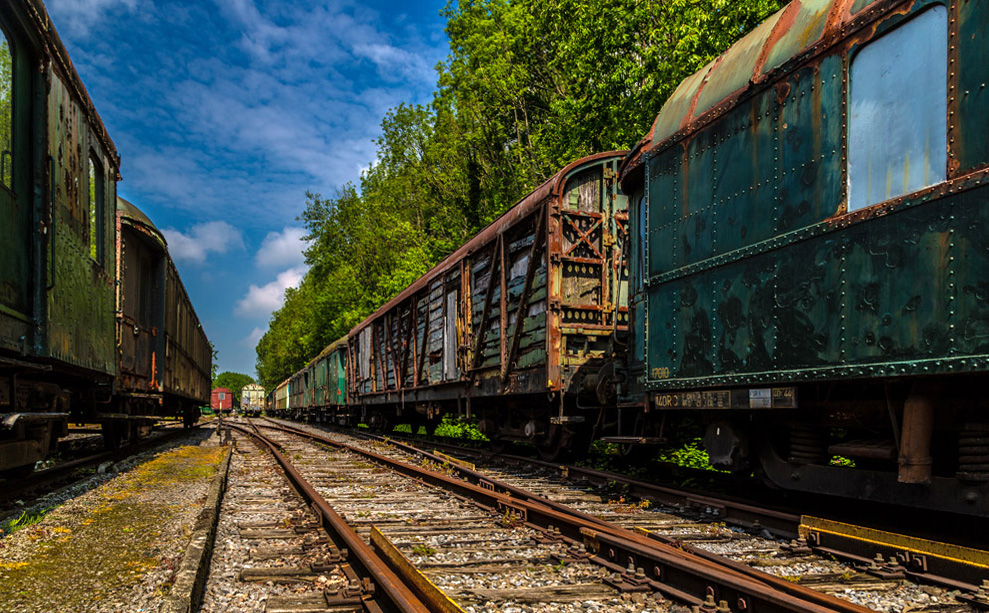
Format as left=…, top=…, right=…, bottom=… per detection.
left=0, top=38, right=13, bottom=187
left=211, top=372, right=256, bottom=406
left=255, top=0, right=784, bottom=389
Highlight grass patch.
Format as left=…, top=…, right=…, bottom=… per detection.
left=410, top=543, right=437, bottom=557
left=0, top=509, right=50, bottom=536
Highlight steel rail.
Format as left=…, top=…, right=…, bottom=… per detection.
left=337, top=422, right=989, bottom=602
left=225, top=422, right=430, bottom=613
left=0, top=425, right=193, bottom=504
left=257, top=418, right=873, bottom=613
left=317, top=422, right=801, bottom=538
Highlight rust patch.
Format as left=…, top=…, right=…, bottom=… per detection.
left=754, top=0, right=803, bottom=80
left=775, top=81, right=792, bottom=105
left=681, top=55, right=726, bottom=133
left=824, top=0, right=855, bottom=36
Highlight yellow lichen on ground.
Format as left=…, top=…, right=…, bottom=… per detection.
left=0, top=443, right=223, bottom=612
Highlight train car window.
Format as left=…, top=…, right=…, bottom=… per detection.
left=88, top=154, right=104, bottom=263
left=847, top=6, right=947, bottom=211
left=0, top=33, right=12, bottom=189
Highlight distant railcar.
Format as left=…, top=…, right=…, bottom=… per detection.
left=343, top=152, right=629, bottom=459
left=241, top=383, right=265, bottom=416
left=272, top=378, right=290, bottom=417
left=619, top=0, right=989, bottom=515
left=211, top=388, right=233, bottom=415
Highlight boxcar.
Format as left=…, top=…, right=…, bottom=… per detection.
left=115, top=197, right=209, bottom=441
left=241, top=383, right=265, bottom=416
left=619, top=0, right=989, bottom=515
left=211, top=387, right=233, bottom=415
left=347, top=152, right=629, bottom=459
left=0, top=0, right=120, bottom=474
left=306, top=337, right=349, bottom=424
left=272, top=378, right=290, bottom=417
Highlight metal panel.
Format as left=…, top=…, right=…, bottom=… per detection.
left=44, top=72, right=116, bottom=376
left=647, top=148, right=680, bottom=274
left=953, top=0, right=989, bottom=174
left=709, top=89, right=777, bottom=255
left=694, top=11, right=783, bottom=116
left=776, top=57, right=844, bottom=230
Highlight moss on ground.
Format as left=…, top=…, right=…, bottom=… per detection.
left=0, top=445, right=224, bottom=611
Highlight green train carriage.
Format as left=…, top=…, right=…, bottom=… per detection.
left=619, top=0, right=989, bottom=515
left=0, top=0, right=120, bottom=474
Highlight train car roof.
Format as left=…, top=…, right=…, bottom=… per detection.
left=117, top=196, right=167, bottom=249
left=349, top=151, right=627, bottom=336
left=623, top=0, right=886, bottom=175
left=16, top=0, right=120, bottom=171
left=307, top=336, right=348, bottom=368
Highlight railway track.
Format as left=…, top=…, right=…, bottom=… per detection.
left=0, top=422, right=199, bottom=512
left=316, top=421, right=989, bottom=599
left=255, top=417, right=986, bottom=613
left=225, top=417, right=967, bottom=613
left=203, top=421, right=433, bottom=612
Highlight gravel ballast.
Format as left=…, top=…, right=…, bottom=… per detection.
left=0, top=428, right=226, bottom=613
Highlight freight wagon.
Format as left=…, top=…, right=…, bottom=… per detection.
left=344, top=152, right=629, bottom=460
left=115, top=197, right=210, bottom=443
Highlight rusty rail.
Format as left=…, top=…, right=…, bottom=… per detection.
left=257, top=419, right=872, bottom=613
left=346, top=423, right=989, bottom=603
left=0, top=425, right=193, bottom=505
left=225, top=422, right=430, bottom=613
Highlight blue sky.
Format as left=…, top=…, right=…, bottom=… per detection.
left=47, top=0, right=449, bottom=379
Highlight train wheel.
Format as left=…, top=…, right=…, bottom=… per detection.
left=536, top=439, right=568, bottom=463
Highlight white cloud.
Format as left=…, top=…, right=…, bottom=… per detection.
left=162, top=221, right=245, bottom=264
left=352, top=43, right=434, bottom=84
left=47, top=0, right=139, bottom=36
left=235, top=266, right=305, bottom=318
left=256, top=227, right=309, bottom=269
left=240, top=326, right=266, bottom=348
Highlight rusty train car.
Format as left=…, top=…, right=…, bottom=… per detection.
left=347, top=152, right=629, bottom=459
left=282, top=153, right=629, bottom=460
left=618, top=0, right=989, bottom=516
left=272, top=0, right=987, bottom=515
left=0, top=0, right=210, bottom=475
left=116, top=197, right=211, bottom=438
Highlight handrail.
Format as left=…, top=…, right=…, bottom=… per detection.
left=46, top=155, right=55, bottom=291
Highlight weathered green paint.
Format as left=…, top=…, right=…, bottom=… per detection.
left=694, top=11, right=782, bottom=116
left=645, top=183, right=989, bottom=389
left=953, top=0, right=989, bottom=175
left=45, top=72, right=116, bottom=376
left=633, top=0, right=989, bottom=392
left=761, top=0, right=831, bottom=76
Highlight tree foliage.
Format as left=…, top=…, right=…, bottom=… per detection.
left=256, top=0, right=784, bottom=389
left=212, top=371, right=256, bottom=405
